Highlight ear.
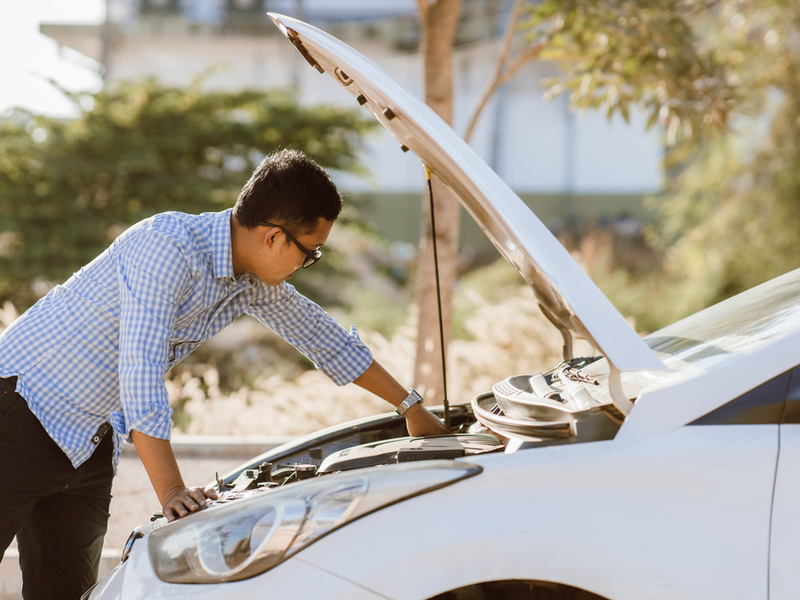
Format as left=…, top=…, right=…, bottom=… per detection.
left=263, top=226, right=282, bottom=248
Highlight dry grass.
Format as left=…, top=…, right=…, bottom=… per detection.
left=0, top=302, right=18, bottom=331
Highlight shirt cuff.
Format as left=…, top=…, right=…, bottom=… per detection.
left=110, top=404, right=173, bottom=443
left=317, top=325, right=374, bottom=386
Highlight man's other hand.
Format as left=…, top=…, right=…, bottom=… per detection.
left=405, top=403, right=446, bottom=437
left=162, top=486, right=219, bottom=522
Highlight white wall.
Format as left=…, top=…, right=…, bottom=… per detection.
left=69, top=3, right=664, bottom=196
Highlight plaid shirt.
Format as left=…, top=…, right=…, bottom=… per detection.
left=0, top=210, right=373, bottom=470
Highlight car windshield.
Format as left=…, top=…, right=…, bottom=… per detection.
left=581, top=268, right=800, bottom=399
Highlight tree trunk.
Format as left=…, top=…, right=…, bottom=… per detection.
left=413, top=0, right=462, bottom=403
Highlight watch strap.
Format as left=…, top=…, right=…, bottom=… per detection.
left=395, top=388, right=423, bottom=415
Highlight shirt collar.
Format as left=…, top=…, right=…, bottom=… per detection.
left=211, top=209, right=235, bottom=280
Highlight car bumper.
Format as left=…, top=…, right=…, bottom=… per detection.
left=86, top=540, right=390, bottom=600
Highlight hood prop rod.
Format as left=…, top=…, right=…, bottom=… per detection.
left=424, top=165, right=451, bottom=433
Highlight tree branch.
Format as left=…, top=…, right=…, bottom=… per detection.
left=463, top=0, right=534, bottom=142
left=497, top=38, right=547, bottom=87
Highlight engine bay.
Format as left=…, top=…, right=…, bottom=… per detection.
left=212, top=357, right=623, bottom=496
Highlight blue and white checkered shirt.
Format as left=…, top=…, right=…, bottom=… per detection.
left=0, top=209, right=373, bottom=470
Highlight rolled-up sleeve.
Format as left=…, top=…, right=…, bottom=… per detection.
left=248, top=283, right=373, bottom=386
left=113, top=228, right=192, bottom=440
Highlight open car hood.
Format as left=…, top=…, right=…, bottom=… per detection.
left=269, top=14, right=665, bottom=374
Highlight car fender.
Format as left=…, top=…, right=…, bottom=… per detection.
left=295, top=425, right=777, bottom=600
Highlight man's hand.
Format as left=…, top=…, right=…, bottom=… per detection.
left=405, top=403, right=446, bottom=437
left=131, top=430, right=221, bottom=522
left=352, top=360, right=448, bottom=437
left=162, top=485, right=219, bottom=522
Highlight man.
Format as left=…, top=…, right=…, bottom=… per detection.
left=0, top=148, right=445, bottom=599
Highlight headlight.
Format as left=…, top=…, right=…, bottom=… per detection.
left=149, top=460, right=481, bottom=584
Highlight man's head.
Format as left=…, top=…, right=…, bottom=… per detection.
left=230, top=149, right=341, bottom=285
left=233, top=148, right=342, bottom=234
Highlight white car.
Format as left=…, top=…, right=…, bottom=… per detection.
left=85, top=13, right=800, bottom=600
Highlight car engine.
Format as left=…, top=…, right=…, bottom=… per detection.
left=213, top=357, right=622, bottom=495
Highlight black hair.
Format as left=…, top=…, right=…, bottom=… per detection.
left=233, top=148, right=342, bottom=234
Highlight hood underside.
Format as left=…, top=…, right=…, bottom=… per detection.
left=269, top=13, right=665, bottom=374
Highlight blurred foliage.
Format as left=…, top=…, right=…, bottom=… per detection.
left=0, top=78, right=378, bottom=308
left=520, top=1, right=800, bottom=329
left=523, top=0, right=745, bottom=145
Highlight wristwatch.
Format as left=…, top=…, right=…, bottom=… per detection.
left=395, top=388, right=423, bottom=415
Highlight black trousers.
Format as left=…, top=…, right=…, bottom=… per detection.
left=0, top=377, right=114, bottom=600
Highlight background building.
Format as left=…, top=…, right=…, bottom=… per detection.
left=42, top=0, right=663, bottom=255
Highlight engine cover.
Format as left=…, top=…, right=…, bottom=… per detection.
left=317, top=433, right=503, bottom=474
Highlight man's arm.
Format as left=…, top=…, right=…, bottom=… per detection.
left=114, top=225, right=218, bottom=521
left=353, top=360, right=446, bottom=437
left=248, top=284, right=443, bottom=435
left=131, top=430, right=218, bottom=522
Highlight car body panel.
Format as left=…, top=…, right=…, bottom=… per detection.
left=618, top=325, right=800, bottom=440
left=769, top=424, right=800, bottom=600
left=93, top=425, right=778, bottom=600
left=266, top=13, right=665, bottom=375
left=293, top=425, right=776, bottom=600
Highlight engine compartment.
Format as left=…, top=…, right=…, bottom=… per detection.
left=214, top=358, right=623, bottom=494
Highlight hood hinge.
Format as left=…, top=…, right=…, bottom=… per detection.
left=539, top=304, right=573, bottom=361
left=608, top=363, right=634, bottom=416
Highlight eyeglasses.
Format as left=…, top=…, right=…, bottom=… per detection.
left=260, top=222, right=322, bottom=268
